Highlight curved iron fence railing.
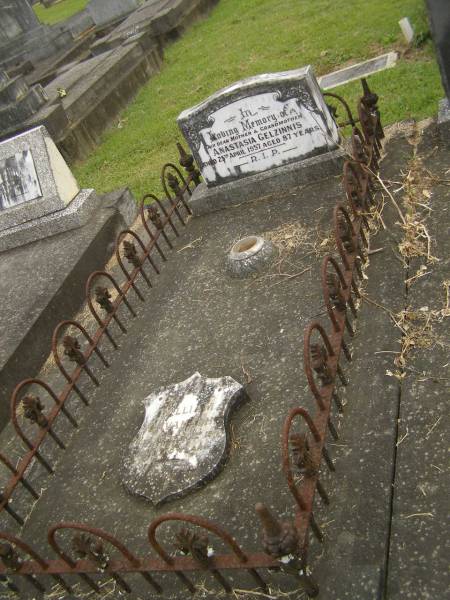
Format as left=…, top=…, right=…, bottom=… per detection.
left=0, top=79, right=383, bottom=597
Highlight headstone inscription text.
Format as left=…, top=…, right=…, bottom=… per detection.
left=178, top=66, right=340, bottom=186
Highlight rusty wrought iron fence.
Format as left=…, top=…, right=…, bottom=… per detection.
left=0, top=79, right=383, bottom=597
left=0, top=147, right=200, bottom=527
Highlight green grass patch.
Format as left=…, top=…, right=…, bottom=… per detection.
left=73, top=0, right=443, bottom=200
left=34, top=0, right=88, bottom=25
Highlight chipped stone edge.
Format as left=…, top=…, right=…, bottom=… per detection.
left=122, top=377, right=248, bottom=506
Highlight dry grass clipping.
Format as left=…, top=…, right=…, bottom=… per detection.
left=264, top=220, right=312, bottom=256
left=397, top=143, right=439, bottom=264
left=391, top=307, right=442, bottom=371
left=264, top=219, right=335, bottom=259
left=364, top=124, right=449, bottom=378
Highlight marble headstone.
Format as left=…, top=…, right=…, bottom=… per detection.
left=122, top=372, right=246, bottom=505
left=0, top=125, right=100, bottom=252
left=178, top=66, right=339, bottom=187
left=0, top=126, right=79, bottom=231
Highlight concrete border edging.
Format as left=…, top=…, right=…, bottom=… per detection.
left=189, top=148, right=345, bottom=215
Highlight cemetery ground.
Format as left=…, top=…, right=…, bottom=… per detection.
left=0, top=117, right=447, bottom=599
left=70, top=0, right=443, bottom=199
left=0, top=1, right=448, bottom=599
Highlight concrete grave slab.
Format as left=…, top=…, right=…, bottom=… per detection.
left=90, top=0, right=219, bottom=55
left=0, top=187, right=138, bottom=429
left=188, top=148, right=344, bottom=215
left=178, top=66, right=340, bottom=187
left=122, top=372, right=246, bottom=504
left=385, top=121, right=449, bottom=600
left=0, top=188, right=99, bottom=252
left=0, top=124, right=447, bottom=598
left=5, top=172, right=342, bottom=574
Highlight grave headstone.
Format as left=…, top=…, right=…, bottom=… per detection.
left=178, top=66, right=340, bottom=188
left=426, top=0, right=450, bottom=143
left=0, top=0, right=73, bottom=80
left=0, top=126, right=99, bottom=251
left=399, top=17, right=415, bottom=45
left=87, top=0, right=140, bottom=28
left=0, top=70, right=48, bottom=136
left=0, top=0, right=40, bottom=46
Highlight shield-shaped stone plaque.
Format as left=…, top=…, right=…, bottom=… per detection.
left=122, top=372, right=245, bottom=505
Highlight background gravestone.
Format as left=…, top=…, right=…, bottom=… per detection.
left=426, top=0, right=450, bottom=99
left=426, top=0, right=450, bottom=143
left=0, top=0, right=73, bottom=73
left=0, top=125, right=99, bottom=251
left=0, top=0, right=40, bottom=46
left=0, top=70, right=48, bottom=134
left=178, top=66, right=340, bottom=187
left=87, top=0, right=141, bottom=28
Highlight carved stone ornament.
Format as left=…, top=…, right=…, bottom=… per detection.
left=122, top=372, right=246, bottom=505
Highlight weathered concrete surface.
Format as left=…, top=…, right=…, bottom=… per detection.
left=1, top=1, right=220, bottom=162
left=87, top=0, right=140, bottom=28
left=1, top=172, right=342, bottom=598
left=0, top=188, right=138, bottom=431
left=0, top=188, right=100, bottom=252
left=123, top=372, right=246, bottom=504
left=189, top=149, right=345, bottom=215
left=35, top=36, right=164, bottom=162
left=437, top=97, right=450, bottom=145
left=386, top=122, right=449, bottom=600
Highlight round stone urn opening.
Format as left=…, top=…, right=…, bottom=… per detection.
left=226, top=235, right=274, bottom=278
left=231, top=235, right=263, bottom=257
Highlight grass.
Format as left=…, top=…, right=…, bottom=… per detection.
left=33, top=0, right=88, bottom=25
left=73, top=0, right=443, bottom=200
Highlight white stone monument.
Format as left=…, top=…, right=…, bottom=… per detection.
left=178, top=66, right=340, bottom=187
left=177, top=66, right=343, bottom=213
